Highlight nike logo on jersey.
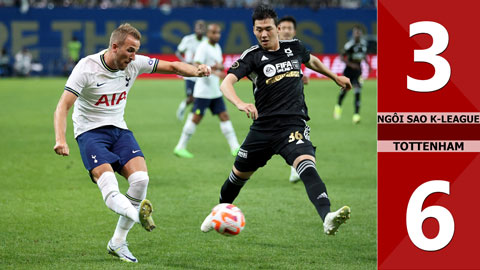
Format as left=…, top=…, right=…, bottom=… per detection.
left=261, top=55, right=269, bottom=61
left=97, top=82, right=106, bottom=87
left=132, top=150, right=141, bottom=153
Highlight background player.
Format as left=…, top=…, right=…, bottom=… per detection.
left=333, top=25, right=371, bottom=124
left=278, top=16, right=310, bottom=86
left=53, top=23, right=210, bottom=263
left=174, top=23, right=240, bottom=158
left=200, top=5, right=352, bottom=236
left=278, top=15, right=308, bottom=183
left=175, top=20, right=207, bottom=121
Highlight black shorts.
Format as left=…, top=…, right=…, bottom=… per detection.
left=234, top=120, right=316, bottom=172
left=344, top=66, right=362, bottom=88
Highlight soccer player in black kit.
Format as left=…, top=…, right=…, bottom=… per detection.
left=334, top=25, right=371, bottom=124
left=201, top=5, right=352, bottom=235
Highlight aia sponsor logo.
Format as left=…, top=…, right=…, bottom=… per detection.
left=95, top=91, right=127, bottom=106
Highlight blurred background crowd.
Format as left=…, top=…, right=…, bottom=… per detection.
left=0, top=0, right=376, bottom=77
left=0, top=0, right=376, bottom=9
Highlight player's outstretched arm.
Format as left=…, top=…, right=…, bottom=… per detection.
left=212, top=63, right=226, bottom=79
left=175, top=50, right=186, bottom=63
left=53, top=91, right=77, bottom=156
left=155, top=60, right=211, bottom=77
left=306, top=54, right=352, bottom=91
left=220, top=73, right=258, bottom=120
left=194, top=61, right=226, bottom=79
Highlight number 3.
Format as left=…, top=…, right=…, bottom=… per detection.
left=406, top=180, right=455, bottom=251
left=288, top=131, right=303, bottom=143
left=407, top=21, right=451, bottom=92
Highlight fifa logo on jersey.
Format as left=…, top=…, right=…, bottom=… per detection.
left=125, top=76, right=131, bottom=87
left=275, top=61, right=295, bottom=73
left=95, top=91, right=127, bottom=106
left=264, top=60, right=299, bottom=79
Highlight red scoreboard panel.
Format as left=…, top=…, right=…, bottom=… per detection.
left=378, top=0, right=480, bottom=269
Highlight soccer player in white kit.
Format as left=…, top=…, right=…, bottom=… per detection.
left=175, top=20, right=207, bottom=121
left=53, top=23, right=211, bottom=263
left=174, top=24, right=240, bottom=158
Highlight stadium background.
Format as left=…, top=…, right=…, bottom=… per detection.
left=0, top=2, right=376, bottom=76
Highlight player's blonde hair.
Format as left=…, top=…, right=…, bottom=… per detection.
left=109, top=23, right=141, bottom=48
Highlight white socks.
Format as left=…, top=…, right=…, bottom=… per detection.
left=111, top=171, right=149, bottom=246
left=175, top=116, right=239, bottom=153
left=178, top=100, right=187, bottom=112
left=97, top=172, right=139, bottom=224
left=220, top=120, right=239, bottom=151
left=289, top=166, right=301, bottom=182
left=175, top=113, right=196, bottom=150
left=125, top=171, right=149, bottom=207
left=111, top=215, right=135, bottom=246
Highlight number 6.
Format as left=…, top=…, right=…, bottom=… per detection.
left=407, top=21, right=451, bottom=92
left=406, top=180, right=455, bottom=251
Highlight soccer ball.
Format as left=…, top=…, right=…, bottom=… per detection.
left=210, top=203, right=245, bottom=236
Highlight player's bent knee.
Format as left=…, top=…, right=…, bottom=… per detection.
left=293, top=155, right=316, bottom=169
left=128, top=171, right=149, bottom=189
left=97, top=171, right=120, bottom=202
left=218, top=112, right=230, bottom=121
left=90, top=163, right=115, bottom=183
left=192, top=114, right=203, bottom=124
left=126, top=171, right=149, bottom=204
left=232, top=165, right=254, bottom=179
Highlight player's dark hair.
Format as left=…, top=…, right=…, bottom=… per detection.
left=278, top=16, right=297, bottom=29
left=252, top=4, right=278, bottom=26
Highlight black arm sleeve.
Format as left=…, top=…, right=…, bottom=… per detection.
left=227, top=52, right=254, bottom=80
left=298, top=40, right=311, bottom=64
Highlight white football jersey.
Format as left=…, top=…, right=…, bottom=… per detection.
left=192, top=40, right=223, bottom=99
left=64, top=50, right=159, bottom=138
left=177, top=34, right=206, bottom=82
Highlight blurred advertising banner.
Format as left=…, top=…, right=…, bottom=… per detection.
left=378, top=0, right=480, bottom=269
left=0, top=7, right=376, bottom=75
left=140, top=53, right=377, bottom=79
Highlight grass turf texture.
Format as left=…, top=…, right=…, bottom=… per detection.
left=0, top=78, right=376, bottom=269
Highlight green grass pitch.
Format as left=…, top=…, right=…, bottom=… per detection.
left=0, top=78, right=376, bottom=269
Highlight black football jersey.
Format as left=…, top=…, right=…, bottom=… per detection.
left=228, top=39, right=311, bottom=127
left=343, top=39, right=367, bottom=63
